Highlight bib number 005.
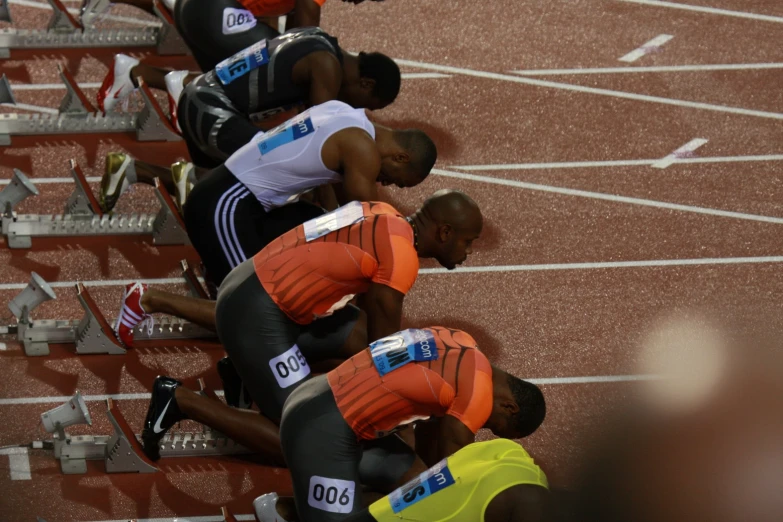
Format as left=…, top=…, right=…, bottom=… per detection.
left=268, top=345, right=310, bottom=389
left=308, top=476, right=355, bottom=513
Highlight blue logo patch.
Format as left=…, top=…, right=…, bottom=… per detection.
left=389, top=460, right=455, bottom=513
left=215, top=40, right=269, bottom=85
left=370, top=329, right=438, bottom=377
left=257, top=116, right=315, bottom=156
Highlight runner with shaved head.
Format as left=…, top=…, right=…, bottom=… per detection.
left=137, top=192, right=484, bottom=464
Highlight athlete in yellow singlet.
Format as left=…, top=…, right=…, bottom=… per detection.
left=352, top=438, right=551, bottom=522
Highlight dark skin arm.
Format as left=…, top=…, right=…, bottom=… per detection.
left=363, top=283, right=404, bottom=342
left=337, top=128, right=381, bottom=202
left=415, top=415, right=476, bottom=467
left=289, top=0, right=321, bottom=28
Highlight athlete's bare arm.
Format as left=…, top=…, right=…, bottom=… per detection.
left=413, top=416, right=475, bottom=466
left=338, top=128, right=382, bottom=202
left=289, top=0, right=321, bottom=29
left=363, top=283, right=404, bottom=342
left=484, top=485, right=553, bottom=522
left=305, top=52, right=344, bottom=105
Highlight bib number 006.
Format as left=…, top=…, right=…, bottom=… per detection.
left=308, top=476, right=355, bottom=513
left=268, top=345, right=310, bottom=389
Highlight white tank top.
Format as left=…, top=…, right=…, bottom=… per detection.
left=224, top=100, right=376, bottom=211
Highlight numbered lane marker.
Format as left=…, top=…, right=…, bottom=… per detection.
left=619, top=34, right=674, bottom=63
left=652, top=138, right=709, bottom=169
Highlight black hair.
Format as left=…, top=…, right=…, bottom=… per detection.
left=508, top=375, right=546, bottom=438
left=358, top=51, right=401, bottom=105
left=394, top=129, right=437, bottom=180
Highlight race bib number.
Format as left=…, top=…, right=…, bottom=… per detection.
left=221, top=7, right=257, bottom=35
left=308, top=476, right=355, bottom=513
left=388, top=459, right=455, bottom=514
left=215, top=40, right=269, bottom=85
left=370, top=329, right=439, bottom=377
left=268, top=345, right=310, bottom=389
left=256, top=114, right=315, bottom=156
left=303, top=201, right=365, bottom=242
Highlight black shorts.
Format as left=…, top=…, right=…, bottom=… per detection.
left=214, top=261, right=361, bottom=421
left=176, top=74, right=259, bottom=169
left=182, top=164, right=324, bottom=286
left=174, top=0, right=279, bottom=72
left=280, top=377, right=415, bottom=522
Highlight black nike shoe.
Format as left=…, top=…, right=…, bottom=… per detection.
left=217, top=356, right=253, bottom=409
left=141, top=376, right=187, bottom=461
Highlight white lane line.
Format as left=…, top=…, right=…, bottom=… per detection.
left=512, top=63, right=783, bottom=76
left=0, top=277, right=191, bottom=291
left=0, top=448, right=31, bottom=480
left=7, top=0, right=161, bottom=26
left=652, top=138, right=709, bottom=169
left=0, top=375, right=665, bottom=405
left=454, top=154, right=783, bottom=171
left=401, top=73, right=451, bottom=79
left=527, top=375, right=660, bottom=385
left=394, top=59, right=783, bottom=121
left=418, top=256, right=783, bottom=275
left=1, top=102, right=59, bottom=114
left=1, top=257, right=782, bottom=294
left=431, top=168, right=783, bottom=224
left=0, top=176, right=102, bottom=184
left=9, top=82, right=102, bottom=91
left=619, top=34, right=674, bottom=63
left=87, top=515, right=256, bottom=522
left=614, top=0, right=783, bottom=24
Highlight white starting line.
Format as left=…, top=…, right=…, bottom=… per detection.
left=619, top=34, right=674, bottom=63
left=512, top=63, right=783, bottom=76
left=0, top=447, right=31, bottom=481
left=613, top=0, right=783, bottom=24
left=454, top=154, right=783, bottom=171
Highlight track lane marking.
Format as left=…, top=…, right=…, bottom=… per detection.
left=619, top=34, right=674, bottom=62
left=652, top=138, right=709, bottom=169
left=394, top=59, right=783, bottom=120
left=0, top=447, right=31, bottom=480
left=512, top=63, right=783, bottom=75
left=432, top=168, right=783, bottom=224
left=453, top=154, right=783, bottom=170
left=613, top=0, right=783, bottom=23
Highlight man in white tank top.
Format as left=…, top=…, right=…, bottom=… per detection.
left=111, top=100, right=438, bottom=336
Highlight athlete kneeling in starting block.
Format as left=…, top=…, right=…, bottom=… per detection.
left=99, top=28, right=402, bottom=212
left=255, top=438, right=551, bottom=522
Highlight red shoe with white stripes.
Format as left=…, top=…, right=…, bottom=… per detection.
left=114, top=282, right=153, bottom=348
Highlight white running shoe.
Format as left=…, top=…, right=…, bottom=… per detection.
left=164, top=70, right=188, bottom=133
left=100, top=152, right=135, bottom=212
left=98, top=54, right=140, bottom=113
left=80, top=0, right=112, bottom=28
left=253, top=493, right=288, bottom=522
left=161, top=0, right=177, bottom=13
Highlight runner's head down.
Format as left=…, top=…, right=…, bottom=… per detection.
left=412, top=190, right=483, bottom=269
left=487, top=368, right=547, bottom=439
left=340, top=52, right=401, bottom=110
left=374, top=128, right=438, bottom=189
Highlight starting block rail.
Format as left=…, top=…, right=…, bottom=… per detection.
left=0, top=163, right=189, bottom=248
left=0, top=67, right=181, bottom=145
left=53, top=395, right=250, bottom=475
left=0, top=0, right=186, bottom=58
left=5, top=270, right=217, bottom=356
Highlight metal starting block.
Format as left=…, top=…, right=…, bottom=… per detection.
left=0, top=67, right=181, bottom=145
left=52, top=394, right=250, bottom=475
left=0, top=162, right=188, bottom=248
left=4, top=269, right=217, bottom=356
left=0, top=0, right=187, bottom=57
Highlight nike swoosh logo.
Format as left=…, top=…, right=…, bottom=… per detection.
left=153, top=398, right=172, bottom=434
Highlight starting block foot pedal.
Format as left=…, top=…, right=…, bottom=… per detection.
left=1, top=168, right=38, bottom=216
left=0, top=0, right=12, bottom=24
left=0, top=74, right=16, bottom=105
left=105, top=399, right=158, bottom=473
left=181, top=260, right=209, bottom=299
left=58, top=65, right=97, bottom=115
left=152, top=0, right=189, bottom=56
left=152, top=178, right=189, bottom=245
left=136, top=78, right=181, bottom=143
left=64, top=160, right=103, bottom=216
left=74, top=283, right=127, bottom=355
left=46, top=0, right=81, bottom=31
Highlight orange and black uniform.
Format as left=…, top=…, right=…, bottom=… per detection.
left=214, top=201, right=419, bottom=421
left=278, top=327, right=494, bottom=522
